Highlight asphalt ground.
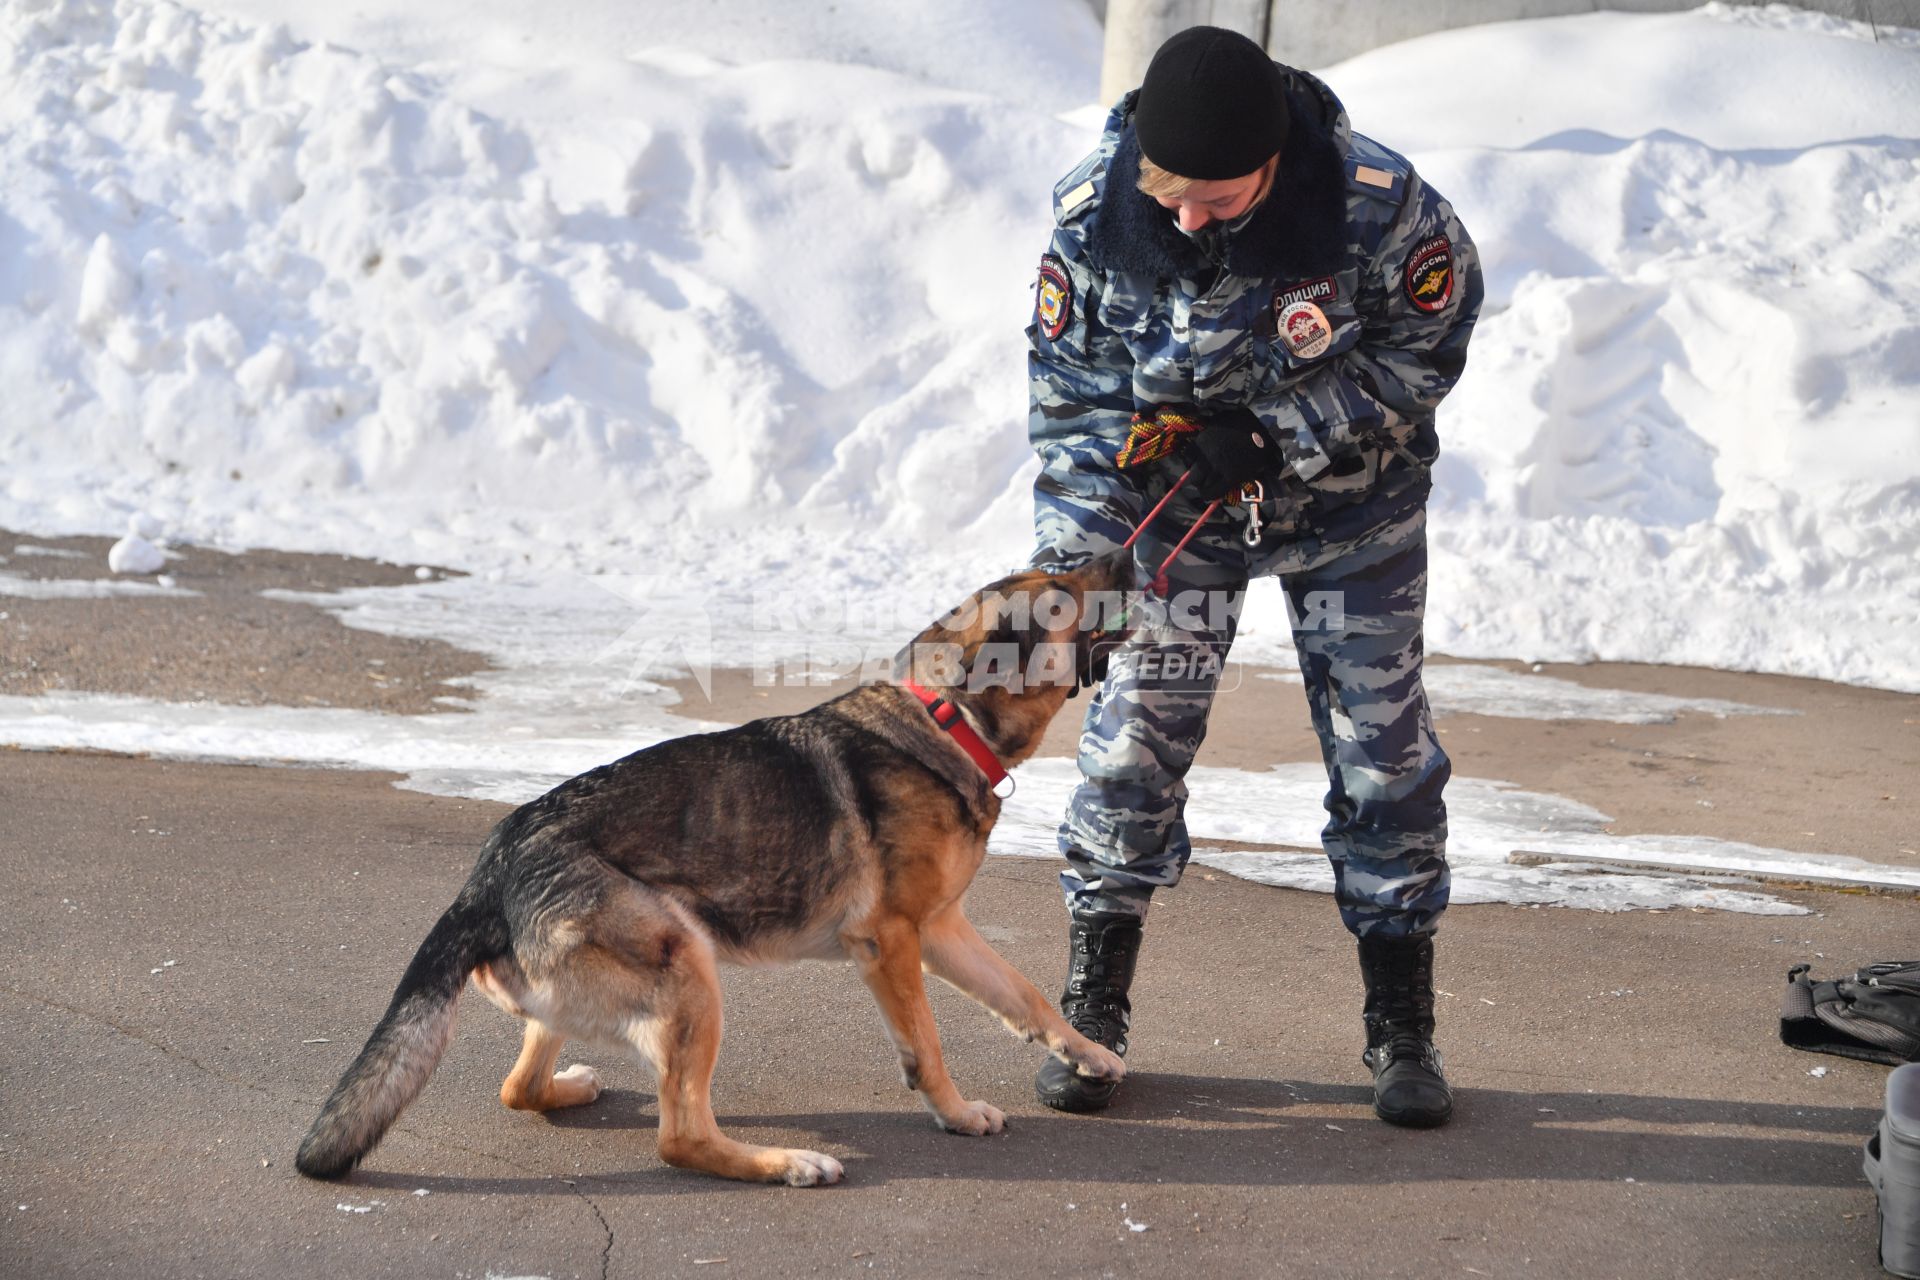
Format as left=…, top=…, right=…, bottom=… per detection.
left=0, top=745, right=1903, bottom=1280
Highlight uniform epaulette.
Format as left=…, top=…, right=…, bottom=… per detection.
left=1346, top=156, right=1405, bottom=205
left=1052, top=150, right=1108, bottom=225
left=1345, top=135, right=1410, bottom=206
left=1057, top=176, right=1100, bottom=221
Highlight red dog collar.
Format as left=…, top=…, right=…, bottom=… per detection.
left=901, top=680, right=1015, bottom=798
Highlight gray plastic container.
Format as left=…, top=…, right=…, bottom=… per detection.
left=1869, top=1062, right=1920, bottom=1278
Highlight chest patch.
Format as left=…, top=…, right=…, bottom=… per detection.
left=1279, top=300, right=1333, bottom=360
left=1276, top=277, right=1337, bottom=310
left=1404, top=235, right=1455, bottom=314
left=1036, top=253, right=1071, bottom=341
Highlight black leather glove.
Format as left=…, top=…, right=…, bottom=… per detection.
left=1183, top=406, right=1282, bottom=502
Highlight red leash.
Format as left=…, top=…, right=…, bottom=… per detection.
left=1124, top=468, right=1222, bottom=595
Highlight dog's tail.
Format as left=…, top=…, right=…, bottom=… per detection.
left=294, top=886, right=508, bottom=1180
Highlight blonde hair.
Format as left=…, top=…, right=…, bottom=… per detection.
left=1136, top=152, right=1279, bottom=205
left=1135, top=154, right=1197, bottom=200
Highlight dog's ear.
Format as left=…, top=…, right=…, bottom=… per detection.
left=901, top=561, right=1134, bottom=696
left=1052, top=554, right=1140, bottom=692
left=899, top=572, right=1037, bottom=691
left=960, top=578, right=1046, bottom=691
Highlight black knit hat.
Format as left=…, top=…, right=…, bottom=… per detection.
left=1134, top=25, right=1289, bottom=181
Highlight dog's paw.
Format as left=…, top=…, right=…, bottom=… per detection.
left=1069, top=1043, right=1126, bottom=1082
left=780, top=1149, right=844, bottom=1187
left=554, top=1063, right=601, bottom=1105
left=939, top=1100, right=1007, bottom=1136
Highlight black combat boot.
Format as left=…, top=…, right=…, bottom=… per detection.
left=1034, top=911, right=1143, bottom=1112
left=1357, top=932, right=1454, bottom=1128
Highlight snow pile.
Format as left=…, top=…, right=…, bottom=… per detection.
left=1, top=0, right=1917, bottom=688
left=170, top=0, right=1103, bottom=115
left=1325, top=4, right=1920, bottom=153
left=106, top=510, right=167, bottom=571
left=1318, top=6, right=1920, bottom=689
left=0, top=0, right=1074, bottom=583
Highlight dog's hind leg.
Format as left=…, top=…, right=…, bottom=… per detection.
left=499, top=1021, right=601, bottom=1112
left=633, top=913, right=843, bottom=1187
left=920, top=905, right=1125, bottom=1084
left=851, top=916, right=1006, bottom=1136
left=471, top=959, right=604, bottom=1112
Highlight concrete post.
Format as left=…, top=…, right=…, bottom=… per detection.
left=1100, top=0, right=1272, bottom=107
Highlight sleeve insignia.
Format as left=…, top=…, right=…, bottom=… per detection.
left=1404, top=235, right=1455, bottom=314
left=1036, top=253, right=1072, bottom=341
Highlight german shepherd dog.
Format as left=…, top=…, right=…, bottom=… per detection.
left=296, top=551, right=1134, bottom=1187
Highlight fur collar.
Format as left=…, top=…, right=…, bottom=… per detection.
left=1084, top=76, right=1350, bottom=282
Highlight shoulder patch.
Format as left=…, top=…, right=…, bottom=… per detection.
left=1346, top=156, right=1405, bottom=204
left=1404, top=235, right=1455, bottom=314
left=1058, top=179, right=1097, bottom=218
left=1036, top=253, right=1071, bottom=340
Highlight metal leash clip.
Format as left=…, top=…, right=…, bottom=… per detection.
left=1238, top=481, right=1266, bottom=546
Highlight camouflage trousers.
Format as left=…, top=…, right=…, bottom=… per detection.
left=1057, top=476, right=1451, bottom=940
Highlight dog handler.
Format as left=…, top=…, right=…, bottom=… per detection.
left=1025, top=26, right=1482, bottom=1126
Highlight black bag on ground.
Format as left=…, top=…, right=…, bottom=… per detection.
left=1781, top=961, right=1920, bottom=1066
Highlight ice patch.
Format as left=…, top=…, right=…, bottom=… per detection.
left=0, top=677, right=1879, bottom=915
left=1261, top=663, right=1795, bottom=724
left=0, top=573, right=199, bottom=599
left=987, top=757, right=1914, bottom=916
left=0, top=689, right=675, bottom=802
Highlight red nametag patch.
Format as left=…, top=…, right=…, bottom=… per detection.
left=1404, top=235, right=1454, bottom=314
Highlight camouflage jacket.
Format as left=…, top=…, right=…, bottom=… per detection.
left=1027, top=66, right=1482, bottom=564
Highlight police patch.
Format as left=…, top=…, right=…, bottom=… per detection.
left=1036, top=253, right=1071, bottom=341
left=1279, top=300, right=1333, bottom=360
left=1404, top=235, right=1454, bottom=314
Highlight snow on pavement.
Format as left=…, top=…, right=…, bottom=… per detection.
left=4, top=568, right=1913, bottom=915
left=8, top=673, right=1909, bottom=915
left=0, top=572, right=199, bottom=599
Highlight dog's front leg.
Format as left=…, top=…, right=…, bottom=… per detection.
left=849, top=918, right=1005, bottom=1136
left=920, top=906, right=1126, bottom=1083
